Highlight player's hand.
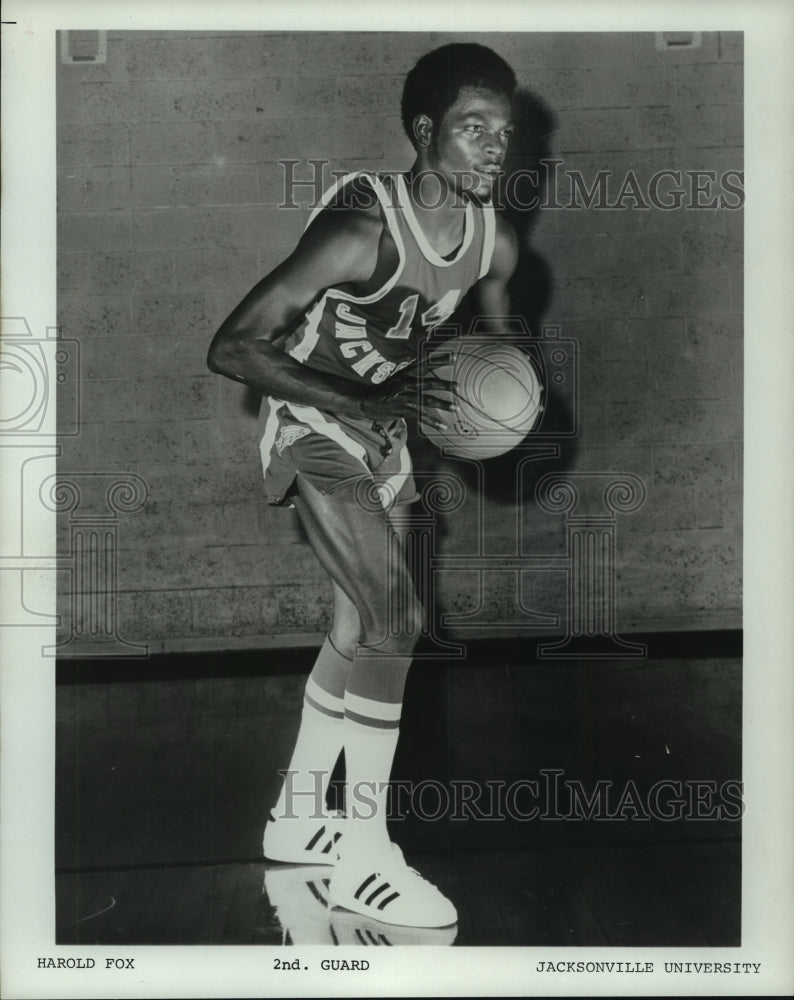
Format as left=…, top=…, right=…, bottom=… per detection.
left=359, top=365, right=456, bottom=430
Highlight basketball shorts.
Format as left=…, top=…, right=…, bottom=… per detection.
left=258, top=397, right=419, bottom=510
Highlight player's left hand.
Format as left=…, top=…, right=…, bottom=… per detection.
left=360, top=365, right=456, bottom=430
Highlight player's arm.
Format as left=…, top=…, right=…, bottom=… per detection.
left=470, top=214, right=518, bottom=332
left=209, top=202, right=454, bottom=429
left=207, top=206, right=388, bottom=419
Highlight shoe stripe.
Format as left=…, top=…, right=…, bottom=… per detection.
left=354, top=873, right=378, bottom=899
left=355, top=929, right=368, bottom=945
left=365, top=883, right=390, bottom=905
left=377, top=891, right=400, bottom=911
left=380, top=934, right=392, bottom=945
left=366, top=930, right=380, bottom=944
left=305, top=826, right=326, bottom=851
left=305, top=880, right=327, bottom=906
left=319, top=831, right=342, bottom=853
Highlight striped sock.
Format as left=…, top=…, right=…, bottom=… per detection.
left=273, top=637, right=351, bottom=820
left=342, top=691, right=402, bottom=856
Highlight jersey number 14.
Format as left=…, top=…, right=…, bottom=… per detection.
left=385, top=290, right=460, bottom=339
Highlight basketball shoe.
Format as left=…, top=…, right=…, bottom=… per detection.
left=263, top=809, right=344, bottom=864
left=329, top=842, right=457, bottom=928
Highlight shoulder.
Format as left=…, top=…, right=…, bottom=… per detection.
left=483, top=212, right=518, bottom=281
left=298, top=175, right=387, bottom=283
left=306, top=175, right=385, bottom=241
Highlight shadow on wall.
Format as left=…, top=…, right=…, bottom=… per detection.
left=504, top=85, right=557, bottom=333
left=422, top=86, right=577, bottom=504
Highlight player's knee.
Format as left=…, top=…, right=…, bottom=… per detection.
left=362, top=589, right=423, bottom=654
left=329, top=619, right=358, bottom=660
left=328, top=582, right=361, bottom=659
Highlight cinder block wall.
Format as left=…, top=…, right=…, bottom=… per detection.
left=56, top=31, right=743, bottom=652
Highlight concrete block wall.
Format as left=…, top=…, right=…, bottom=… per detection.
left=56, top=31, right=742, bottom=651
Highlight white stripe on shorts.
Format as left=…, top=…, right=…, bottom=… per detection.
left=375, top=443, right=412, bottom=509
left=259, top=396, right=285, bottom=479
left=286, top=403, right=370, bottom=472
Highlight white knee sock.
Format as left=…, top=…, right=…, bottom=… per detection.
left=342, top=692, right=401, bottom=856
left=273, top=677, right=344, bottom=820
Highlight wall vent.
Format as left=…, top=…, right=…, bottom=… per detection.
left=655, top=32, right=702, bottom=51
left=60, top=30, right=107, bottom=65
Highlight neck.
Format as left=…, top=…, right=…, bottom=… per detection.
left=402, top=161, right=469, bottom=247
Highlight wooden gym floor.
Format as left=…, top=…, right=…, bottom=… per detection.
left=56, top=840, right=740, bottom=947
left=55, top=635, right=742, bottom=947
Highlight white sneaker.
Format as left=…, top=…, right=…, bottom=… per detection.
left=329, top=843, right=457, bottom=928
left=263, top=810, right=344, bottom=864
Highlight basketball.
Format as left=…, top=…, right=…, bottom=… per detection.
left=418, top=338, right=543, bottom=459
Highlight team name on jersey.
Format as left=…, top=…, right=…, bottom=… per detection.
left=332, top=293, right=460, bottom=384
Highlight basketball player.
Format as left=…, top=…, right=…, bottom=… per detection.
left=207, top=43, right=518, bottom=928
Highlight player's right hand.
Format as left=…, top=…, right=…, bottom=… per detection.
left=358, top=366, right=456, bottom=430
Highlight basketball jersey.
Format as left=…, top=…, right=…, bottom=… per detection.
left=283, top=172, right=496, bottom=386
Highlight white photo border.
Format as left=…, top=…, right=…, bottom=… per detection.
left=1, top=0, right=792, bottom=997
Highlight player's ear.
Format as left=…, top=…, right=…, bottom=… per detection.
left=412, top=114, right=433, bottom=149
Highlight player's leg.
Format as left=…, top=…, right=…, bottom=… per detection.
left=264, top=579, right=361, bottom=862
left=292, top=476, right=415, bottom=853
left=269, top=581, right=357, bottom=822
left=291, top=477, right=456, bottom=927
left=267, top=472, right=415, bottom=846
left=294, top=477, right=420, bottom=654
left=261, top=412, right=414, bottom=862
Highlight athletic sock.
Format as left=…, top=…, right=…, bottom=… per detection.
left=341, top=648, right=412, bottom=852
left=342, top=669, right=407, bottom=857
left=272, top=636, right=352, bottom=821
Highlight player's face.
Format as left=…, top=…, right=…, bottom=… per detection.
left=430, top=86, right=514, bottom=201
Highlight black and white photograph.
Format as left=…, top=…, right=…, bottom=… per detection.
left=1, top=2, right=792, bottom=998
